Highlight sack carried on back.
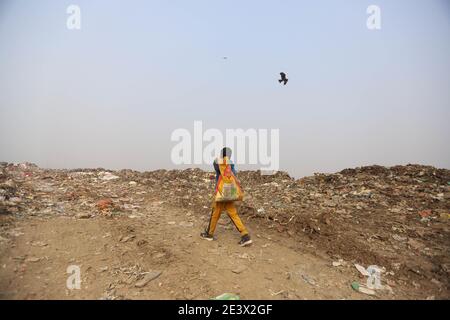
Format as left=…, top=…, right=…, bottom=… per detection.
left=214, top=157, right=243, bottom=202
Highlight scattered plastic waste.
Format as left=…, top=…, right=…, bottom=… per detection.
left=351, top=281, right=376, bottom=296
left=212, top=293, right=240, bottom=300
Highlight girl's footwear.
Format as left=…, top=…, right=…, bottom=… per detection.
left=200, top=231, right=214, bottom=241
left=239, top=234, right=252, bottom=247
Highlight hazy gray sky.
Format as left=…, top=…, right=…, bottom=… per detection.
left=1, top=0, right=449, bottom=177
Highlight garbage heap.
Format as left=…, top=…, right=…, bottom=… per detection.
left=1, top=162, right=449, bottom=294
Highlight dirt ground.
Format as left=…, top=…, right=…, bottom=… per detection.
left=0, top=199, right=440, bottom=300
left=0, top=203, right=364, bottom=300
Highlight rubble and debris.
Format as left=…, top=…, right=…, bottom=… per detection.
left=231, top=265, right=248, bottom=274
left=98, top=267, right=109, bottom=272
left=269, top=289, right=285, bottom=296
left=76, top=212, right=92, bottom=219
left=301, top=274, right=317, bottom=286
left=332, top=259, right=344, bottom=267
left=355, top=264, right=369, bottom=276
left=351, top=281, right=376, bottom=296
left=96, top=199, right=113, bottom=212
left=212, top=293, right=240, bottom=300
left=119, top=235, right=135, bottom=243
left=419, top=210, right=432, bottom=218
left=99, top=172, right=119, bottom=181
left=135, top=270, right=162, bottom=288
left=0, top=162, right=449, bottom=298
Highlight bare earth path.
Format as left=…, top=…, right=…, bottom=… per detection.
left=0, top=199, right=374, bottom=300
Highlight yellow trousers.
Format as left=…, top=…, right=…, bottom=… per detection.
left=207, top=201, right=248, bottom=236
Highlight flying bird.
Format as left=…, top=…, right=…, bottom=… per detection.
left=278, top=72, right=288, bottom=85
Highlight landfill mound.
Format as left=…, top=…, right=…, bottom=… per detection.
left=0, top=162, right=449, bottom=298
